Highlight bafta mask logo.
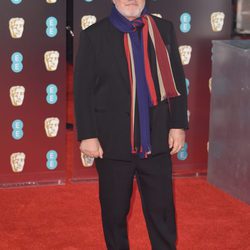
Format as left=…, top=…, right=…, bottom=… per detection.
left=179, top=45, right=192, bottom=65
left=10, top=152, right=25, bottom=173
left=81, top=15, right=97, bottom=30
left=46, top=0, right=57, bottom=3
left=81, top=152, right=94, bottom=167
left=44, top=117, right=59, bottom=137
left=10, top=86, right=25, bottom=106
left=209, top=77, right=212, bottom=93
left=44, top=51, right=59, bottom=71
left=211, top=12, right=225, bottom=32
left=9, top=18, right=25, bottom=39
left=152, top=13, right=162, bottom=18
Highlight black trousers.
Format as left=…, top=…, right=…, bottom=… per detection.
left=95, top=153, right=176, bottom=250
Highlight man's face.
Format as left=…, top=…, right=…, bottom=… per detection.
left=112, top=0, right=146, bottom=20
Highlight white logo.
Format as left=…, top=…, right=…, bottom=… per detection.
left=9, top=18, right=25, bottom=38
left=10, top=152, right=25, bottom=173
left=179, top=45, right=192, bottom=65
left=44, top=117, right=60, bottom=137
left=44, top=51, right=60, bottom=71
left=81, top=15, right=97, bottom=30
left=211, top=12, right=225, bottom=32
left=10, top=86, right=25, bottom=106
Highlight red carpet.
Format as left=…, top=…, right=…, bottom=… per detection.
left=0, top=65, right=248, bottom=249
left=0, top=178, right=249, bottom=249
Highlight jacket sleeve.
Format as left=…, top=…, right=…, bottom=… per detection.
left=74, top=30, right=98, bottom=141
left=168, top=22, right=189, bottom=130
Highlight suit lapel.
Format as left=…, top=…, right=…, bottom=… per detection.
left=108, top=23, right=131, bottom=92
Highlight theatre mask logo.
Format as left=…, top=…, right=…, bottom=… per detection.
left=81, top=15, right=97, bottom=30
left=10, top=86, right=25, bottom=106
left=9, top=18, right=25, bottom=39
left=44, top=117, right=60, bottom=137
left=211, top=12, right=225, bottom=32
left=10, top=152, right=25, bottom=173
left=44, top=51, right=59, bottom=71
left=179, top=45, right=192, bottom=65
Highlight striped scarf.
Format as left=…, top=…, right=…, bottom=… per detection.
left=109, top=5, right=180, bottom=158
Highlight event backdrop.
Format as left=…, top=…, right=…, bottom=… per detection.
left=0, top=0, right=66, bottom=187
left=72, top=0, right=232, bottom=181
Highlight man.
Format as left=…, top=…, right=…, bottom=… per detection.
left=74, top=0, right=188, bottom=249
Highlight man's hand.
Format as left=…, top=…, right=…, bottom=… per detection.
left=168, top=129, right=185, bottom=155
left=80, top=138, right=103, bottom=159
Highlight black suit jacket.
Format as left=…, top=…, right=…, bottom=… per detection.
left=74, top=16, right=188, bottom=161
